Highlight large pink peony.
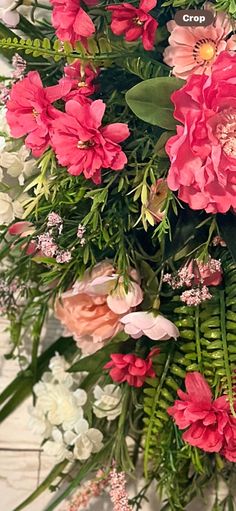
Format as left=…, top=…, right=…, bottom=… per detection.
left=168, top=372, right=236, bottom=460
left=166, top=52, right=236, bottom=214
left=6, top=71, right=69, bottom=157
left=50, top=0, right=96, bottom=46
left=51, top=99, right=130, bottom=184
left=54, top=261, right=143, bottom=354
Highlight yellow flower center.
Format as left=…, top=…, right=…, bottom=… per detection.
left=77, top=140, right=94, bottom=149
left=198, top=42, right=216, bottom=61
left=193, top=38, right=216, bottom=64
left=133, top=16, right=144, bottom=26
left=32, top=108, right=39, bottom=118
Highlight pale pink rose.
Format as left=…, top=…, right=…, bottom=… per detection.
left=120, top=311, right=179, bottom=340
left=55, top=262, right=143, bottom=354
left=163, top=3, right=236, bottom=79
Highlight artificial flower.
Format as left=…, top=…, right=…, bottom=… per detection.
left=168, top=372, right=236, bottom=459
left=60, top=60, right=98, bottom=102
left=166, top=51, right=236, bottom=214
left=51, top=99, right=130, bottom=184
left=107, top=0, right=158, bottom=51
left=0, top=0, right=20, bottom=27
left=120, top=311, right=179, bottom=340
left=33, top=378, right=87, bottom=431
left=54, top=261, right=143, bottom=354
left=185, top=258, right=223, bottom=287
left=104, top=350, right=159, bottom=387
left=6, top=71, right=70, bottom=157
left=43, top=428, right=73, bottom=462
left=147, top=178, right=169, bottom=222
left=0, top=143, right=36, bottom=185
left=163, top=3, right=236, bottom=79
left=50, top=0, right=95, bottom=46
left=8, top=221, right=38, bottom=255
left=0, top=192, right=23, bottom=224
left=93, top=384, right=122, bottom=420
left=64, top=419, right=104, bottom=460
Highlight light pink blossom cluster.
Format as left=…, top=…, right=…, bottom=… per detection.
left=47, top=212, right=63, bottom=234
left=77, top=223, right=86, bottom=246
left=12, top=54, right=26, bottom=81
left=36, top=232, right=73, bottom=264
left=108, top=467, right=132, bottom=511
left=163, top=257, right=222, bottom=306
left=63, top=470, right=109, bottom=511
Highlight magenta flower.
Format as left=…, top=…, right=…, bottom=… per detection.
left=6, top=71, right=69, bottom=157
left=166, top=52, right=236, bottom=214
left=51, top=99, right=130, bottom=184
left=120, top=311, right=179, bottom=340
left=168, top=372, right=236, bottom=460
left=107, top=0, right=158, bottom=51
left=50, top=0, right=95, bottom=46
left=60, top=61, right=99, bottom=102
left=104, top=349, right=159, bottom=387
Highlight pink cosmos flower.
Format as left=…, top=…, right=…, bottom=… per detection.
left=51, top=99, right=130, bottom=184
left=166, top=52, right=236, bottom=214
left=163, top=3, right=236, bottom=79
left=50, top=0, right=95, bottom=46
left=6, top=71, right=70, bottom=157
left=104, top=349, right=159, bottom=387
left=120, top=311, right=179, bottom=340
left=60, top=61, right=98, bottom=102
left=107, top=0, right=158, bottom=51
left=54, top=261, right=143, bottom=354
left=168, top=372, right=236, bottom=460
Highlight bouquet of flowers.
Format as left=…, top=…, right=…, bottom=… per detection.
left=1, top=0, right=236, bottom=509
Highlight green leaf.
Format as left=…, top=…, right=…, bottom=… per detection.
left=125, top=77, right=184, bottom=129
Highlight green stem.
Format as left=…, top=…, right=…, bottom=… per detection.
left=195, top=306, right=202, bottom=370
left=219, top=290, right=236, bottom=417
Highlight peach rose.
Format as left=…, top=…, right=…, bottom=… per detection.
left=54, top=261, right=143, bottom=354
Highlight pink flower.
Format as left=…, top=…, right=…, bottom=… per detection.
left=166, top=52, right=236, bottom=214
left=120, top=311, right=179, bottom=340
left=168, top=372, right=236, bottom=459
left=8, top=221, right=38, bottom=255
left=104, top=349, right=159, bottom=387
left=50, top=0, right=95, bottom=46
left=54, top=261, right=143, bottom=354
left=107, top=0, right=158, bottom=51
left=60, top=60, right=98, bottom=102
left=163, top=3, right=236, bottom=79
left=51, top=99, right=130, bottom=184
left=6, top=71, right=69, bottom=157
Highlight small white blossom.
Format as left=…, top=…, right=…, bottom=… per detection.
left=28, top=405, right=52, bottom=438
left=0, top=0, right=20, bottom=27
left=33, top=380, right=87, bottom=432
left=0, top=144, right=36, bottom=185
left=43, top=428, right=73, bottom=462
left=48, top=353, right=74, bottom=387
left=93, top=384, right=122, bottom=421
left=0, top=192, right=24, bottom=224
left=64, top=419, right=104, bottom=461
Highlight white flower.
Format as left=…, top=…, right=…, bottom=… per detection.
left=0, top=107, right=10, bottom=136
left=28, top=404, right=52, bottom=438
left=64, top=419, right=104, bottom=461
left=33, top=380, right=87, bottom=431
left=0, top=144, right=36, bottom=185
left=43, top=428, right=73, bottom=462
left=48, top=353, right=74, bottom=387
left=0, top=192, right=16, bottom=224
left=93, top=384, right=122, bottom=421
left=0, top=0, right=20, bottom=27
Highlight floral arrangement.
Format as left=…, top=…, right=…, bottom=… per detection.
left=1, top=0, right=236, bottom=510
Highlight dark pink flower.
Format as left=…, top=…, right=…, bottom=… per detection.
left=168, top=372, right=236, bottom=458
left=59, top=60, right=98, bottom=102
left=166, top=52, right=236, bottom=214
left=104, top=349, right=159, bottom=387
left=51, top=99, right=130, bottom=184
left=50, top=0, right=95, bottom=46
left=107, top=0, right=158, bottom=51
left=6, top=71, right=69, bottom=157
